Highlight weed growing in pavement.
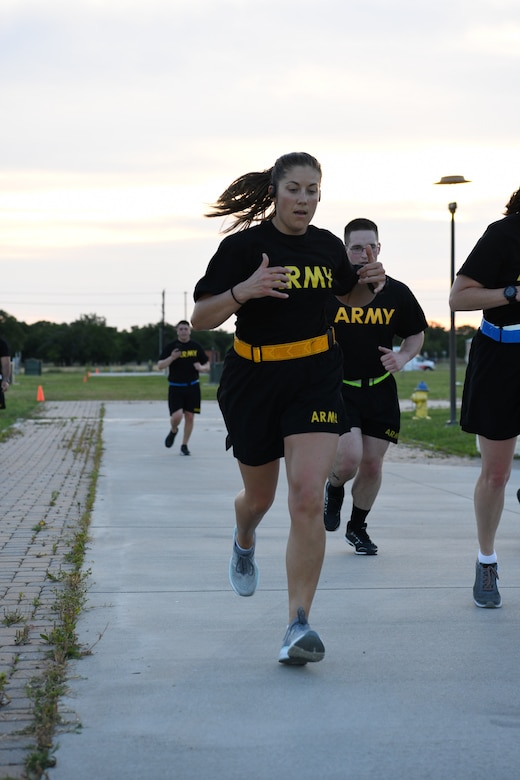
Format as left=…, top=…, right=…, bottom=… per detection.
left=24, top=406, right=105, bottom=777
left=15, top=624, right=31, bottom=646
left=40, top=568, right=91, bottom=663
left=31, top=520, right=46, bottom=535
left=0, top=671, right=12, bottom=707
left=2, top=608, right=25, bottom=626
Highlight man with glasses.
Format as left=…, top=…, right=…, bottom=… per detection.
left=324, top=218, right=428, bottom=554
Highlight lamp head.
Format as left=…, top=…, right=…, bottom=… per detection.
left=434, top=175, right=471, bottom=185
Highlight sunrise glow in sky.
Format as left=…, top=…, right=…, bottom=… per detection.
left=2, top=0, right=519, bottom=333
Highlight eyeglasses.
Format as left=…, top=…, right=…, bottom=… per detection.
left=347, top=244, right=378, bottom=254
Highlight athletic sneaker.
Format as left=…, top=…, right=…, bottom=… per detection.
left=517, top=488, right=520, bottom=504
left=228, top=529, right=258, bottom=597
left=165, top=430, right=177, bottom=448
left=345, top=522, right=378, bottom=555
left=324, top=481, right=344, bottom=532
left=180, top=444, right=191, bottom=456
left=473, top=561, right=502, bottom=608
left=278, top=607, right=325, bottom=666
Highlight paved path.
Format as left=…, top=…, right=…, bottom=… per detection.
left=3, top=401, right=520, bottom=780
left=0, top=401, right=102, bottom=779
left=48, top=402, right=520, bottom=780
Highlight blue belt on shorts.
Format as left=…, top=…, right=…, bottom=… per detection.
left=169, top=379, right=200, bottom=386
left=480, top=318, right=520, bottom=344
left=343, top=372, right=390, bottom=388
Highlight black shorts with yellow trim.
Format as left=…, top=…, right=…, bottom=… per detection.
left=340, top=374, right=400, bottom=443
left=217, top=343, right=348, bottom=466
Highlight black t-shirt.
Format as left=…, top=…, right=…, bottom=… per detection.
left=159, top=339, right=208, bottom=383
left=194, top=220, right=357, bottom=344
left=456, top=213, right=520, bottom=326
left=0, top=337, right=9, bottom=387
left=326, top=276, right=428, bottom=378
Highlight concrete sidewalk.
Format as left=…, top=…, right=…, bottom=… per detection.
left=47, top=401, right=520, bottom=780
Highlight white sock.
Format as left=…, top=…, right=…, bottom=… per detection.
left=478, top=551, right=497, bottom=565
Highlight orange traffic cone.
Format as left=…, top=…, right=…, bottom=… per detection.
left=36, top=385, right=45, bottom=402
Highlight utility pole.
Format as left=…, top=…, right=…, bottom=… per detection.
left=159, top=290, right=165, bottom=355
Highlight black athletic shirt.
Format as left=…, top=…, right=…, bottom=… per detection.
left=159, top=339, right=208, bottom=384
left=456, top=213, right=520, bottom=326
left=326, top=276, right=428, bottom=378
left=194, top=220, right=357, bottom=344
left=0, top=338, right=9, bottom=359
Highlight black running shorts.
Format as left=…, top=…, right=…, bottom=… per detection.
left=217, top=344, right=348, bottom=466
left=340, top=375, right=400, bottom=443
left=461, top=331, right=520, bottom=440
left=168, top=383, right=202, bottom=415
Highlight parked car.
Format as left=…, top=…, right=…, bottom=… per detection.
left=402, top=355, right=436, bottom=371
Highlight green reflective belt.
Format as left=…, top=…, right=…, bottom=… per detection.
left=343, top=372, right=390, bottom=388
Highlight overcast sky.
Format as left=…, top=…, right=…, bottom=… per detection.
left=1, top=0, right=519, bottom=335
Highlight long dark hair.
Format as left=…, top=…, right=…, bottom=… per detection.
left=205, top=152, right=322, bottom=233
left=504, top=188, right=520, bottom=215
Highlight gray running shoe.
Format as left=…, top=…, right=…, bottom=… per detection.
left=473, top=560, right=501, bottom=608
left=228, top=529, right=258, bottom=597
left=324, top=481, right=344, bottom=532
left=345, top=522, right=378, bottom=555
left=278, top=607, right=325, bottom=665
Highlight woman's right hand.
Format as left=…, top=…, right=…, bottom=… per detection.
left=191, top=254, right=290, bottom=330
left=233, top=254, right=290, bottom=303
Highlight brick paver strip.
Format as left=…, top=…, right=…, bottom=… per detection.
left=0, top=401, right=102, bottom=778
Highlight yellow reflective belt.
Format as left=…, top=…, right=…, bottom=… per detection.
left=233, top=330, right=334, bottom=363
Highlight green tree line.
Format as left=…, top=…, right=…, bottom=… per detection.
left=0, top=310, right=477, bottom=367
left=0, top=310, right=234, bottom=366
left=421, top=321, right=477, bottom=361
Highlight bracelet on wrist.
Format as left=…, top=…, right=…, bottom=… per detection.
left=230, top=287, right=244, bottom=306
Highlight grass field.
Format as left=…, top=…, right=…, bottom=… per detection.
left=0, top=363, right=480, bottom=457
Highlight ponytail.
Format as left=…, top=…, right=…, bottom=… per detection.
left=205, top=169, right=274, bottom=233
left=205, top=151, right=322, bottom=233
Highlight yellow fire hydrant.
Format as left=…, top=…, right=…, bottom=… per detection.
left=411, top=381, right=431, bottom=420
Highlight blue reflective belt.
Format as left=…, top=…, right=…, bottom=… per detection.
left=480, top=319, right=520, bottom=344
left=169, top=379, right=200, bottom=387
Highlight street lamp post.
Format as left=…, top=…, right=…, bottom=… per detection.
left=434, top=175, right=471, bottom=426
left=447, top=201, right=458, bottom=426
